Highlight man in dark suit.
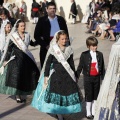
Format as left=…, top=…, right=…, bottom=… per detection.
left=34, top=2, right=69, bottom=68
left=70, top=0, right=77, bottom=24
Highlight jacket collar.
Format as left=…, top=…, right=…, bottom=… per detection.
left=88, top=50, right=99, bottom=61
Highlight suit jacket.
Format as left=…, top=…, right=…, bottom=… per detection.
left=34, top=15, right=69, bottom=48
left=76, top=50, right=105, bottom=78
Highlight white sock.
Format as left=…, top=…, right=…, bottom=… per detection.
left=33, top=18, right=36, bottom=23
left=34, top=17, right=38, bottom=23
left=36, top=17, right=38, bottom=23
left=73, top=18, right=76, bottom=24
left=57, top=114, right=63, bottom=120
left=86, top=102, right=92, bottom=116
left=92, top=100, right=96, bottom=116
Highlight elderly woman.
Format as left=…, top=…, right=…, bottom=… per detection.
left=32, top=30, right=82, bottom=120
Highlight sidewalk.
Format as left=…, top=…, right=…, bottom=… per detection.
left=0, top=22, right=114, bottom=120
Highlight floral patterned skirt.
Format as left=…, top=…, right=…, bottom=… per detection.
left=31, top=73, right=82, bottom=114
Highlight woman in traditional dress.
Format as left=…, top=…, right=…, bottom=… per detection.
left=0, top=20, right=40, bottom=103
left=0, top=22, right=12, bottom=60
left=94, top=37, right=120, bottom=120
left=31, top=30, right=82, bottom=120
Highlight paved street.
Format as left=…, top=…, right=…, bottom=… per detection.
left=0, top=22, right=114, bottom=120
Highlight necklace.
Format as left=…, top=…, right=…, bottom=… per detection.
left=18, top=32, right=25, bottom=40
left=60, top=46, right=66, bottom=53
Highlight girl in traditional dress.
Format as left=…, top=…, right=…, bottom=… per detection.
left=0, top=20, right=40, bottom=103
left=31, top=30, right=82, bottom=120
left=0, top=22, right=12, bottom=60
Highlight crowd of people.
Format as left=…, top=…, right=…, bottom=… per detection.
left=82, top=0, right=120, bottom=41
left=0, top=0, right=120, bottom=120
left=0, top=0, right=27, bottom=21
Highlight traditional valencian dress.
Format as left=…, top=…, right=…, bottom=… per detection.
left=0, top=31, right=40, bottom=95
left=94, top=38, right=120, bottom=120
left=0, top=21, right=13, bottom=60
left=31, top=31, right=82, bottom=114
left=0, top=19, right=10, bottom=34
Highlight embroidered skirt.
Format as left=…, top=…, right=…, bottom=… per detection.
left=31, top=72, right=82, bottom=114
left=0, top=65, right=33, bottom=95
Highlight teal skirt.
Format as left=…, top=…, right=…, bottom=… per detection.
left=0, top=65, right=33, bottom=95
left=31, top=73, right=82, bottom=114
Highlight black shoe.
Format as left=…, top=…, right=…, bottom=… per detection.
left=56, top=115, right=65, bottom=120
left=86, top=115, right=94, bottom=119
left=92, top=115, right=94, bottom=118
left=22, top=99, right=26, bottom=103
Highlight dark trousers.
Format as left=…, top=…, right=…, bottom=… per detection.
left=39, top=47, right=47, bottom=68
left=84, top=75, right=100, bottom=102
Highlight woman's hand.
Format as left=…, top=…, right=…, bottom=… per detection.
left=3, top=61, right=7, bottom=67
left=44, top=77, right=49, bottom=85
left=44, top=77, right=49, bottom=89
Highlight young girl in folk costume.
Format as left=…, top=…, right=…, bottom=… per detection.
left=0, top=22, right=11, bottom=59
left=0, top=20, right=40, bottom=103
left=31, top=30, right=82, bottom=120
left=76, top=36, right=105, bottom=119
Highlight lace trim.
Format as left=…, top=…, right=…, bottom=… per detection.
left=44, top=90, right=80, bottom=106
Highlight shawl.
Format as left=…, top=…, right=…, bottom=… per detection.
left=39, top=30, right=73, bottom=81
left=94, top=38, right=120, bottom=120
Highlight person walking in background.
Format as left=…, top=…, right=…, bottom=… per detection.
left=0, top=8, right=16, bottom=29
left=39, top=1, right=43, bottom=17
left=34, top=2, right=69, bottom=68
left=70, top=0, right=77, bottom=24
left=19, top=0, right=27, bottom=21
left=42, top=0, right=48, bottom=16
left=3, top=0, right=10, bottom=11
left=0, top=8, right=9, bottom=34
left=31, top=0, right=40, bottom=24
left=76, top=36, right=105, bottom=119
left=12, top=3, right=19, bottom=19
left=32, top=30, right=82, bottom=120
